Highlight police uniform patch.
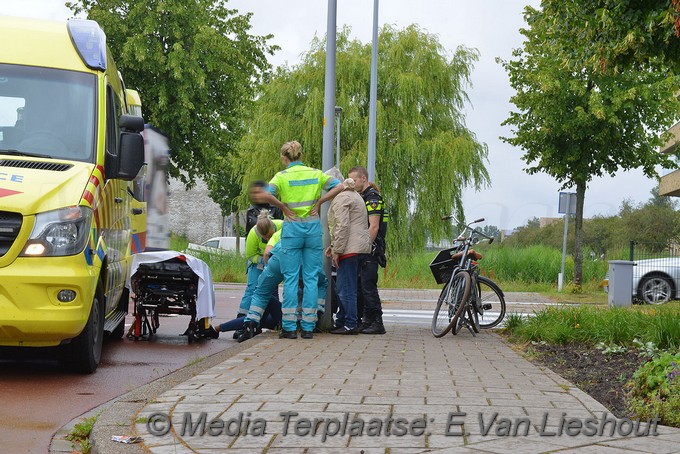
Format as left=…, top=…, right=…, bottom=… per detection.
left=369, top=201, right=379, bottom=209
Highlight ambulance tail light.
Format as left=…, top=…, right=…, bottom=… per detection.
left=67, top=19, right=107, bottom=71
left=21, top=206, right=92, bottom=257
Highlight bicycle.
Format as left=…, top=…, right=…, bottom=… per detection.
left=429, top=216, right=506, bottom=337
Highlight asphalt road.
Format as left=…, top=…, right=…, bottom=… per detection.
left=0, top=284, right=244, bottom=454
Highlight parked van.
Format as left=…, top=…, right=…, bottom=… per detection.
left=0, top=17, right=145, bottom=372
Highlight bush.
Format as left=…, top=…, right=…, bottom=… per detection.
left=627, top=352, right=680, bottom=426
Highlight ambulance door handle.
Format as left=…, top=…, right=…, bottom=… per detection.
left=132, top=208, right=143, bottom=215
left=114, top=197, right=123, bottom=203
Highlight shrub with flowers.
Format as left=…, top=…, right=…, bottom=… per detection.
left=627, top=352, right=680, bottom=427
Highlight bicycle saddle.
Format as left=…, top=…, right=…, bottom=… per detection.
left=451, top=249, right=482, bottom=261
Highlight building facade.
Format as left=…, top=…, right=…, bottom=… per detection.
left=659, top=122, right=680, bottom=196
left=167, top=177, right=224, bottom=242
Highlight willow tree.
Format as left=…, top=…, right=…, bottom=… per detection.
left=500, top=6, right=680, bottom=287
left=235, top=25, right=489, bottom=253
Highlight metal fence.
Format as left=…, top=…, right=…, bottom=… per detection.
left=629, top=241, right=680, bottom=262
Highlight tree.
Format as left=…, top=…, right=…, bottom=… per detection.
left=67, top=0, right=277, bottom=191
left=538, top=1, right=680, bottom=74
left=647, top=186, right=679, bottom=209
left=234, top=25, right=490, bottom=253
left=500, top=6, right=680, bottom=288
left=205, top=153, right=243, bottom=241
left=481, top=225, right=501, bottom=240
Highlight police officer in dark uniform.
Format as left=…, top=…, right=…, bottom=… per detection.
left=348, top=166, right=388, bottom=334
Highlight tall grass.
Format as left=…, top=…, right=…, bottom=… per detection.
left=169, top=233, right=189, bottom=252
left=165, top=235, right=610, bottom=291
left=478, top=245, right=609, bottom=287
left=169, top=233, right=247, bottom=283
left=505, top=305, right=680, bottom=348
left=378, top=245, right=608, bottom=291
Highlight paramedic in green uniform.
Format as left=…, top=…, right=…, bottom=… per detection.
left=251, top=141, right=343, bottom=338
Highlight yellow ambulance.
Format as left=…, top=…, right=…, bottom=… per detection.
left=0, top=17, right=145, bottom=372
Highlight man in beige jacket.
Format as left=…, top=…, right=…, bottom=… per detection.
left=326, top=177, right=372, bottom=334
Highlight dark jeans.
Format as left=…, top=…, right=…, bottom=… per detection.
left=358, top=255, right=383, bottom=318
left=219, top=297, right=282, bottom=332
left=330, top=271, right=361, bottom=319
left=334, top=254, right=364, bottom=329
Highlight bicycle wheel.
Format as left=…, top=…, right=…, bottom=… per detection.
left=450, top=271, right=472, bottom=335
left=432, top=271, right=471, bottom=337
left=475, top=276, right=506, bottom=329
left=432, top=279, right=456, bottom=337
left=466, top=281, right=480, bottom=333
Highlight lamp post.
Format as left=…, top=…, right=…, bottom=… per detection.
left=334, top=106, right=342, bottom=168
left=367, top=0, right=379, bottom=182
left=320, top=0, right=338, bottom=330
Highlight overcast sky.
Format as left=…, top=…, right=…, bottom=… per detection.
left=5, top=0, right=667, bottom=230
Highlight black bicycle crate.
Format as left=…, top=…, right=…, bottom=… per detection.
left=429, top=248, right=457, bottom=285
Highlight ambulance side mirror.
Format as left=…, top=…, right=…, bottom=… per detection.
left=109, top=115, right=145, bottom=181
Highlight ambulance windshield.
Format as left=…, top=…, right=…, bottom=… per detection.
left=0, top=63, right=96, bottom=162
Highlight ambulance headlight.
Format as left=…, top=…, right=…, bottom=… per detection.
left=21, top=206, right=92, bottom=257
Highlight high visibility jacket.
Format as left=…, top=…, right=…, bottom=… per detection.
left=268, top=229, right=282, bottom=249
left=245, top=219, right=283, bottom=266
left=269, top=162, right=339, bottom=220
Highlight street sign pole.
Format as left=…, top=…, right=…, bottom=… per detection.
left=559, top=212, right=569, bottom=291
left=558, top=192, right=576, bottom=291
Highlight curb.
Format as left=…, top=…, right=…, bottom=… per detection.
left=49, top=334, right=270, bottom=454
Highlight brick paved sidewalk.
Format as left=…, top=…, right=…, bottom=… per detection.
left=106, top=325, right=680, bottom=453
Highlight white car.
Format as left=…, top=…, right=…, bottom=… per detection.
left=185, top=237, right=246, bottom=255
left=633, top=258, right=680, bottom=305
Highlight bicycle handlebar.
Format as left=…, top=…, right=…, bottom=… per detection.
left=442, top=214, right=494, bottom=244
left=441, top=215, right=485, bottom=224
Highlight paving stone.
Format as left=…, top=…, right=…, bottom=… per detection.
left=112, top=325, right=680, bottom=453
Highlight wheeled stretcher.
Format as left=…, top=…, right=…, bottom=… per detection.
left=127, top=251, right=218, bottom=343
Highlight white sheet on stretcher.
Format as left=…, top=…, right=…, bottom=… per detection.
left=126, top=251, right=215, bottom=321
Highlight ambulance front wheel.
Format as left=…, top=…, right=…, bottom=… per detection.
left=61, top=281, right=105, bottom=374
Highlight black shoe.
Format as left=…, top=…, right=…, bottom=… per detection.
left=358, top=320, right=372, bottom=332
left=279, top=329, right=298, bottom=339
left=232, top=328, right=245, bottom=340
left=361, top=321, right=386, bottom=335
left=205, top=325, right=220, bottom=339
left=236, top=321, right=258, bottom=343
left=330, top=326, right=359, bottom=335
left=301, top=330, right=314, bottom=339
